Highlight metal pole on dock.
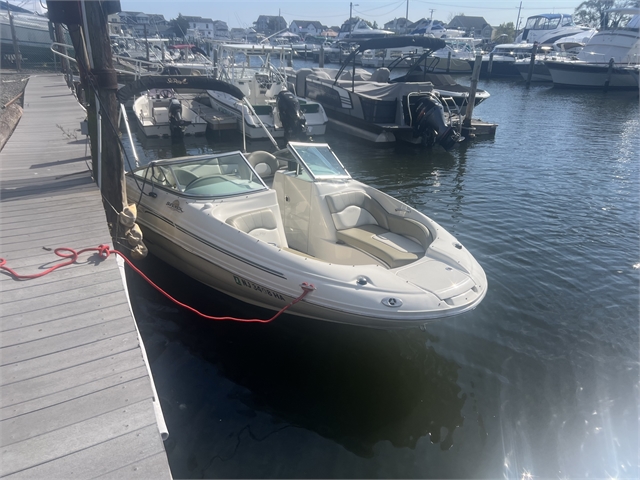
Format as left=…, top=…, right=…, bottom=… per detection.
left=8, top=9, right=22, bottom=71
left=604, top=58, right=615, bottom=92
left=463, top=54, right=483, bottom=132
left=526, top=43, right=538, bottom=86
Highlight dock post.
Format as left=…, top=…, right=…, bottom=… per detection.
left=54, top=23, right=71, bottom=76
left=287, top=50, right=293, bottom=67
left=526, top=43, right=538, bottom=86
left=8, top=9, right=22, bottom=71
left=488, top=52, right=494, bottom=77
left=604, top=58, right=615, bottom=92
left=319, top=45, right=325, bottom=67
left=463, top=53, right=483, bottom=133
left=144, top=24, right=149, bottom=62
left=446, top=50, right=452, bottom=73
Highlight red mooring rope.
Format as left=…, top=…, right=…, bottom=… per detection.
left=0, top=245, right=315, bottom=323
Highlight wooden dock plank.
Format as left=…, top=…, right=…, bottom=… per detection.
left=3, top=425, right=168, bottom=479
left=0, top=400, right=161, bottom=477
left=0, top=74, right=171, bottom=478
left=1, top=365, right=148, bottom=420
left=1, top=349, right=147, bottom=408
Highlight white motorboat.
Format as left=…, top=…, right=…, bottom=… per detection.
left=338, top=19, right=394, bottom=40
left=426, top=38, right=482, bottom=74
left=129, top=77, right=208, bottom=138
left=544, top=8, right=640, bottom=90
left=0, top=5, right=53, bottom=67
left=515, top=13, right=596, bottom=45
left=480, top=43, right=537, bottom=77
left=288, top=37, right=488, bottom=146
left=121, top=134, right=487, bottom=328
left=208, top=43, right=328, bottom=140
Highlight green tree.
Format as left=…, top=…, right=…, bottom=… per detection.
left=372, top=21, right=378, bottom=29
left=169, top=14, right=190, bottom=38
left=493, top=22, right=515, bottom=43
left=574, top=0, right=638, bottom=28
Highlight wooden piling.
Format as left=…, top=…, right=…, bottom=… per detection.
left=8, top=9, right=21, bottom=71
left=488, top=52, right=494, bottom=77
left=604, top=58, right=615, bottom=92
left=526, top=43, right=538, bottom=86
left=319, top=45, right=325, bottom=67
left=463, top=54, right=483, bottom=132
left=446, top=50, right=452, bottom=73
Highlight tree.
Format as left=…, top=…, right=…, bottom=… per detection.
left=574, top=0, right=637, bottom=28
left=169, top=14, right=190, bottom=38
left=493, top=22, right=515, bottom=43
left=372, top=21, right=378, bottom=29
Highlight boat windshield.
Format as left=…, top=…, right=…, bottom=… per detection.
left=286, top=143, right=351, bottom=180
left=131, top=152, right=268, bottom=197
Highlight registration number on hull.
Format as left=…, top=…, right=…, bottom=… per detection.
left=234, top=276, right=286, bottom=301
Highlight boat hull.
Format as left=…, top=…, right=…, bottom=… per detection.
left=545, top=60, right=639, bottom=89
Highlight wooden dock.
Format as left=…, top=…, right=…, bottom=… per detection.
left=0, top=74, right=172, bottom=478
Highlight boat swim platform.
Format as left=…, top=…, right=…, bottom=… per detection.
left=0, top=74, right=172, bottom=479
left=189, top=97, right=238, bottom=131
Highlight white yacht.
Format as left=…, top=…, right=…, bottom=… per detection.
left=208, top=44, right=328, bottom=139
left=133, top=89, right=207, bottom=138
left=544, top=8, right=640, bottom=89
left=515, top=13, right=596, bottom=45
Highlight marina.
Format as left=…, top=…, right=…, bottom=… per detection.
left=0, top=1, right=638, bottom=479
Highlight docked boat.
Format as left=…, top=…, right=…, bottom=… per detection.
left=208, top=43, right=328, bottom=140
left=479, top=43, right=537, bottom=77
left=288, top=36, right=488, bottom=146
left=128, top=76, right=208, bottom=138
left=338, top=18, right=394, bottom=40
left=118, top=77, right=487, bottom=327
left=515, top=13, right=596, bottom=45
left=0, top=3, right=53, bottom=67
left=544, top=8, right=640, bottom=90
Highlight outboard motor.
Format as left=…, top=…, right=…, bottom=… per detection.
left=412, top=95, right=460, bottom=150
left=168, top=98, right=189, bottom=137
left=276, top=90, right=307, bottom=140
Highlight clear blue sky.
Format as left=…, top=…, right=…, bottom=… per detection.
left=21, top=0, right=585, bottom=29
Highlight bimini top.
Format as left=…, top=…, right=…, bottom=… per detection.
left=116, top=76, right=244, bottom=103
left=355, top=36, right=446, bottom=53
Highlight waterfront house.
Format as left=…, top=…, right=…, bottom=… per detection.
left=447, top=15, right=489, bottom=38
left=183, top=16, right=229, bottom=40
left=254, top=15, right=287, bottom=35
left=290, top=20, right=325, bottom=37
left=384, top=17, right=412, bottom=35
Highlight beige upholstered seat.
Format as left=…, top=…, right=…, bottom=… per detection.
left=325, top=191, right=430, bottom=268
left=226, top=209, right=282, bottom=246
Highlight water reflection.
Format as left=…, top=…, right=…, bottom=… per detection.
left=126, top=256, right=468, bottom=463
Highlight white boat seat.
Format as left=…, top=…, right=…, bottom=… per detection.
left=153, top=107, right=169, bottom=124
left=326, top=191, right=430, bottom=268
left=173, top=168, right=198, bottom=187
left=226, top=209, right=283, bottom=247
left=246, top=151, right=279, bottom=178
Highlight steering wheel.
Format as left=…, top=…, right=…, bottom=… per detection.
left=159, top=89, right=173, bottom=99
left=185, top=175, right=225, bottom=192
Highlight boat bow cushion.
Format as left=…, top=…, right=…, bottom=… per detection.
left=226, top=209, right=283, bottom=247
left=326, top=191, right=428, bottom=268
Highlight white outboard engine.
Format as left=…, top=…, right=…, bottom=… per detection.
left=412, top=95, right=460, bottom=150
left=276, top=90, right=307, bottom=139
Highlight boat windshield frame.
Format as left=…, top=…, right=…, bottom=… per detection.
left=130, top=151, right=270, bottom=198
left=283, top=142, right=352, bottom=181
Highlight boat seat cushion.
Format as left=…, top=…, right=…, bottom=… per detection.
left=337, top=225, right=424, bottom=268
left=326, top=191, right=428, bottom=268
left=226, top=209, right=283, bottom=247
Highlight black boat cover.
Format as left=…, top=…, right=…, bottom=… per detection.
left=116, top=76, right=244, bottom=102
left=355, top=36, right=446, bottom=53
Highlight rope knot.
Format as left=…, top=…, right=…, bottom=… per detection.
left=97, top=244, right=111, bottom=260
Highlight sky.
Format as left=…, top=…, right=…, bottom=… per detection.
left=16, top=0, right=586, bottom=29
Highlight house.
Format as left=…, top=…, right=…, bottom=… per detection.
left=183, top=16, right=229, bottom=40
left=384, top=17, right=412, bottom=35
left=110, top=11, right=150, bottom=36
left=289, top=20, right=324, bottom=37
left=447, top=15, right=489, bottom=38
left=481, top=24, right=497, bottom=43
left=254, top=15, right=288, bottom=35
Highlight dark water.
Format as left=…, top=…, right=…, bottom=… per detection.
left=124, top=66, right=640, bottom=478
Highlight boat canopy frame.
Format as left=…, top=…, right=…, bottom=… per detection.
left=333, top=36, right=446, bottom=88
left=116, top=75, right=245, bottom=103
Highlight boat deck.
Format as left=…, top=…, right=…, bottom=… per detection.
left=0, top=74, right=172, bottom=479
